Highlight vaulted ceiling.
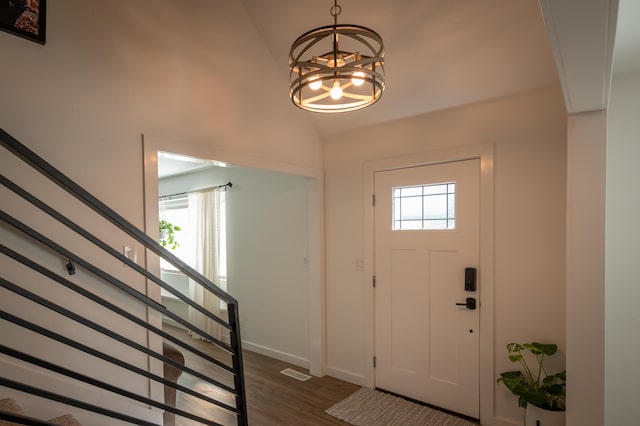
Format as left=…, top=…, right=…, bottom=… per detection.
left=238, top=0, right=637, bottom=138
left=241, top=0, right=560, bottom=137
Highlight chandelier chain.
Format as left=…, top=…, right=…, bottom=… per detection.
left=330, top=0, right=341, bottom=24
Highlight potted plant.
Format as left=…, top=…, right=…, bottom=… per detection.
left=159, top=219, right=181, bottom=250
left=497, top=342, right=566, bottom=426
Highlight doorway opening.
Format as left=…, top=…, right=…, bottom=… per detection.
left=142, top=134, right=326, bottom=377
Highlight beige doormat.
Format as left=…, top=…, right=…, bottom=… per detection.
left=325, top=388, right=478, bottom=426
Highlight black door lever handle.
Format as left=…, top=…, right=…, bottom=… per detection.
left=456, top=297, right=477, bottom=310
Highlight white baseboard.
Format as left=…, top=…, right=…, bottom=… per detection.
left=241, top=341, right=309, bottom=371
left=160, top=319, right=310, bottom=373
left=325, top=365, right=367, bottom=386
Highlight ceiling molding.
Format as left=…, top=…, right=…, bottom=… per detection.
left=539, top=0, right=619, bottom=113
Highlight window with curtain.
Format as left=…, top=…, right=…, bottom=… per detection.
left=159, top=190, right=227, bottom=283
left=159, top=187, right=228, bottom=342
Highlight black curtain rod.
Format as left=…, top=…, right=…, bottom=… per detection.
left=158, top=182, right=232, bottom=200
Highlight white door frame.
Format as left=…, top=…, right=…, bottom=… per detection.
left=363, top=142, right=495, bottom=423
left=141, top=134, right=326, bottom=377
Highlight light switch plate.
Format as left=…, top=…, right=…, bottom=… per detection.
left=123, top=245, right=137, bottom=265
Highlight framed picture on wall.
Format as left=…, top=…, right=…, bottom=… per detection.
left=0, top=0, right=46, bottom=45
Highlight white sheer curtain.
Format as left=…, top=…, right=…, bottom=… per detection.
left=187, top=187, right=227, bottom=343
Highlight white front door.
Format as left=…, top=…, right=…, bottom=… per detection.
left=374, top=159, right=480, bottom=419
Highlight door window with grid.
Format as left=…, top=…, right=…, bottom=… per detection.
left=392, top=182, right=455, bottom=230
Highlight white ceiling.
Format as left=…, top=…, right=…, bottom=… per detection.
left=161, top=0, right=639, bottom=176
left=240, top=0, right=560, bottom=136
left=158, top=153, right=222, bottom=178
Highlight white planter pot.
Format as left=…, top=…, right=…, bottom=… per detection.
left=525, top=405, right=565, bottom=426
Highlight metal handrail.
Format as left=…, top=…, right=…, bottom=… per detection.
left=0, top=242, right=234, bottom=375
left=0, top=128, right=248, bottom=425
left=0, top=128, right=236, bottom=306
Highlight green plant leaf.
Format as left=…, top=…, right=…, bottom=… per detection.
left=523, top=343, right=542, bottom=355
left=159, top=220, right=181, bottom=250
left=538, top=343, right=558, bottom=356
left=508, top=354, right=523, bottom=363
left=497, top=342, right=565, bottom=411
left=497, top=375, right=526, bottom=394
left=519, top=389, right=548, bottom=408
left=543, top=373, right=565, bottom=385
left=546, top=384, right=564, bottom=396
left=525, top=342, right=557, bottom=356
left=506, top=343, right=523, bottom=353
left=499, top=371, right=524, bottom=379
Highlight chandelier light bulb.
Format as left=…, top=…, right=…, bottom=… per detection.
left=309, top=76, right=322, bottom=90
left=351, top=71, right=366, bottom=86
left=330, top=81, right=343, bottom=100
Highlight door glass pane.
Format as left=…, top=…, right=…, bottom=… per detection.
left=401, top=220, right=423, bottom=230
left=447, top=193, right=455, bottom=217
left=423, top=184, right=448, bottom=195
left=401, top=186, right=422, bottom=197
left=400, top=196, right=422, bottom=220
left=424, top=194, right=447, bottom=219
left=392, top=182, right=455, bottom=230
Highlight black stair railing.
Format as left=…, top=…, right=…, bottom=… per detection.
left=0, top=128, right=247, bottom=425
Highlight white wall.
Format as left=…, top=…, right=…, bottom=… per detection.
left=323, top=87, right=567, bottom=424
left=159, top=165, right=311, bottom=367
left=0, top=0, right=322, bottom=226
left=1, top=148, right=163, bottom=424
left=0, top=0, right=322, bottom=422
left=226, top=168, right=311, bottom=367
left=605, top=71, right=640, bottom=425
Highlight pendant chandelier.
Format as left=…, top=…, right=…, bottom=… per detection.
left=289, top=0, right=385, bottom=113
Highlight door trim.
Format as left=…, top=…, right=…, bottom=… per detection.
left=363, top=142, right=494, bottom=424
left=141, top=134, right=326, bottom=378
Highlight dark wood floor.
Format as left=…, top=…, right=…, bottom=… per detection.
left=166, top=326, right=359, bottom=425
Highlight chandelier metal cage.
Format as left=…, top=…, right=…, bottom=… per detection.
left=289, top=0, right=385, bottom=113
